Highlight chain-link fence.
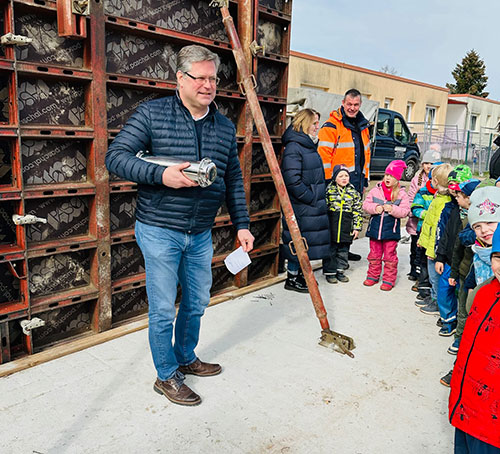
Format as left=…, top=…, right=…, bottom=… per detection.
left=407, top=122, right=499, bottom=175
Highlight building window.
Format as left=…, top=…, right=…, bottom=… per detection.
left=406, top=102, right=414, bottom=122
left=384, top=98, right=392, bottom=109
left=361, top=93, right=371, bottom=99
left=425, top=106, right=437, bottom=128
left=470, top=114, right=478, bottom=131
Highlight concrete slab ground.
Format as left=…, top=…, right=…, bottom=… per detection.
left=0, top=237, right=456, bottom=454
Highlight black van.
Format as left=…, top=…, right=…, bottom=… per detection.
left=370, top=108, right=420, bottom=181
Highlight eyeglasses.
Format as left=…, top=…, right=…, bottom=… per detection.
left=184, top=72, right=220, bottom=85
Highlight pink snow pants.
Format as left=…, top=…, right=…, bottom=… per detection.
left=366, top=239, right=399, bottom=286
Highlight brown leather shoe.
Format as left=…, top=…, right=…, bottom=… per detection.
left=178, top=358, right=222, bottom=377
left=153, top=378, right=201, bottom=406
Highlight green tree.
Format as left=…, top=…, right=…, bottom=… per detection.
left=446, top=49, right=489, bottom=97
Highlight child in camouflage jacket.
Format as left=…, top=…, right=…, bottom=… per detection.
left=323, top=165, right=363, bottom=284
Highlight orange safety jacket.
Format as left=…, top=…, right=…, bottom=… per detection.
left=318, top=107, right=371, bottom=181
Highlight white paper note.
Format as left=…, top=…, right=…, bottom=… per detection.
left=224, top=246, right=252, bottom=275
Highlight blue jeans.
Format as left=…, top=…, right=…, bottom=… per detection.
left=287, top=259, right=300, bottom=275
left=135, top=220, right=213, bottom=381
left=437, top=263, right=458, bottom=326
left=427, top=258, right=439, bottom=301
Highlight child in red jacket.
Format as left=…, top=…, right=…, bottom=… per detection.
left=362, top=160, right=410, bottom=291
left=448, top=222, right=500, bottom=451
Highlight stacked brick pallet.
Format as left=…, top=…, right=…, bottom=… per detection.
left=0, top=0, right=291, bottom=365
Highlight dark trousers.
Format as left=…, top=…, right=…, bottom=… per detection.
left=417, top=246, right=431, bottom=298
left=278, top=244, right=286, bottom=273
left=409, top=234, right=419, bottom=277
left=323, top=242, right=349, bottom=275
left=455, top=428, right=500, bottom=453
left=455, top=276, right=468, bottom=342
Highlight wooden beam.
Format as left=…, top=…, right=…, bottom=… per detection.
left=0, top=318, right=148, bottom=378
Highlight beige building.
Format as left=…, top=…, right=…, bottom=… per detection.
left=289, top=51, right=449, bottom=128
left=445, top=94, right=500, bottom=166
left=447, top=94, right=500, bottom=133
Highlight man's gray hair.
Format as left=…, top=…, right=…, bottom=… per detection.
left=176, top=45, right=220, bottom=74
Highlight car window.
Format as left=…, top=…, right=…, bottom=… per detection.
left=394, top=117, right=411, bottom=144
left=376, top=113, right=390, bottom=137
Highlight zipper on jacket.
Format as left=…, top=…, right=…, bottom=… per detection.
left=186, top=111, right=203, bottom=230
left=378, top=211, right=384, bottom=240
left=337, top=187, right=345, bottom=243
left=449, top=294, right=500, bottom=422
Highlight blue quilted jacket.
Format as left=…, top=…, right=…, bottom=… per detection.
left=411, top=184, right=435, bottom=232
left=105, top=95, right=249, bottom=233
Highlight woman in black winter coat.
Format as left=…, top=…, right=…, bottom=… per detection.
left=281, top=108, right=330, bottom=293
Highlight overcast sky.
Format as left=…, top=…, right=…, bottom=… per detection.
left=290, top=0, right=499, bottom=100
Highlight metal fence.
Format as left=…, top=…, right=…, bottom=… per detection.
left=407, top=122, right=499, bottom=175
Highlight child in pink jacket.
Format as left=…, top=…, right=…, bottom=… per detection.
left=363, top=160, right=411, bottom=291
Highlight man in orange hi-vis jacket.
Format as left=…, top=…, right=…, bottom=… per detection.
left=318, top=88, right=371, bottom=195
left=318, top=88, right=371, bottom=265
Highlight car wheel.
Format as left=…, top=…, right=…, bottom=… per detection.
left=403, top=159, right=418, bottom=181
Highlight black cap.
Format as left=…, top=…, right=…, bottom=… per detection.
left=332, top=164, right=349, bottom=181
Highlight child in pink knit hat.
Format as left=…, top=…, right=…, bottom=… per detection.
left=385, top=159, right=408, bottom=181
left=362, top=160, right=411, bottom=290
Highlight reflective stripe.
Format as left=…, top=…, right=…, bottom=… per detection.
left=318, top=141, right=335, bottom=148
left=345, top=165, right=355, bottom=172
left=323, top=163, right=331, bottom=169
left=336, top=142, right=354, bottom=149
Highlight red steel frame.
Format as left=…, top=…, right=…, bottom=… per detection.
left=0, top=0, right=290, bottom=365
left=217, top=3, right=332, bottom=332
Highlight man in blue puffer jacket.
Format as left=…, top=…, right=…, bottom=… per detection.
left=106, top=45, right=254, bottom=406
